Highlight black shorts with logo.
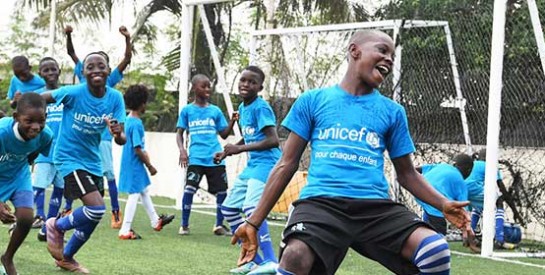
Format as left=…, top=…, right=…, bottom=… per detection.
left=280, top=197, right=434, bottom=275
left=186, top=165, right=228, bottom=195
left=63, top=170, right=104, bottom=200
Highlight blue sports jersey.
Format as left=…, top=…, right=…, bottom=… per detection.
left=0, top=117, right=53, bottom=201
left=119, top=116, right=150, bottom=194
left=101, top=128, right=113, bottom=141
left=7, top=75, right=45, bottom=99
left=52, top=84, right=126, bottom=177
left=176, top=103, right=228, bottom=166
left=282, top=85, right=415, bottom=200
left=35, top=87, right=63, bottom=164
left=417, top=163, right=468, bottom=217
left=238, top=97, right=281, bottom=183
left=465, top=160, right=502, bottom=208
left=74, top=61, right=123, bottom=87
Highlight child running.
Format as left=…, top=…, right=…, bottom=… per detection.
left=0, top=93, right=53, bottom=275
left=35, top=52, right=126, bottom=273
left=176, top=74, right=237, bottom=236
left=118, top=84, right=175, bottom=240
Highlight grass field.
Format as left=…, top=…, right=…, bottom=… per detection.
left=1, top=194, right=544, bottom=275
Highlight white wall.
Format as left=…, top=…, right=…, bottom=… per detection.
left=111, top=132, right=247, bottom=208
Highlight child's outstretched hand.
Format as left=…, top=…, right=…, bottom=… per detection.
left=119, top=26, right=130, bottom=38
left=230, top=111, right=239, bottom=122
left=0, top=202, right=16, bottom=224
left=64, top=25, right=73, bottom=34
left=105, top=118, right=122, bottom=137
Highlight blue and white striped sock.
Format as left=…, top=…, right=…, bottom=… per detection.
left=413, top=234, right=450, bottom=275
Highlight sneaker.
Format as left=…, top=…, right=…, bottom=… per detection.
left=230, top=261, right=258, bottom=275
left=45, top=218, right=64, bottom=261
left=61, top=209, right=72, bottom=217
left=213, top=225, right=232, bottom=236
left=37, top=228, right=47, bottom=242
left=494, top=240, right=517, bottom=250
left=32, top=215, right=45, bottom=229
left=7, top=223, right=16, bottom=237
left=119, top=229, right=142, bottom=240
left=55, top=258, right=90, bottom=274
left=247, top=261, right=279, bottom=275
left=154, top=214, right=175, bottom=231
left=111, top=210, right=122, bottom=229
left=178, top=226, right=190, bottom=235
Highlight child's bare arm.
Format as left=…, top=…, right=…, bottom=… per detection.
left=134, top=147, right=157, bottom=175
left=116, top=26, right=132, bottom=73
left=64, top=25, right=79, bottom=64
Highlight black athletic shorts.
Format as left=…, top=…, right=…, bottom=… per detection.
left=280, top=197, right=434, bottom=275
left=63, top=170, right=104, bottom=200
left=423, top=211, right=447, bottom=235
left=186, top=165, right=228, bottom=194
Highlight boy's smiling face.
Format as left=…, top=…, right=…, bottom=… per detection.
left=351, top=32, right=395, bottom=90
left=238, top=70, right=263, bottom=101
left=84, top=54, right=110, bottom=88
left=14, top=107, right=46, bottom=140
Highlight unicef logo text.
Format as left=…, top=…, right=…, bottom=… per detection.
left=189, top=118, right=215, bottom=127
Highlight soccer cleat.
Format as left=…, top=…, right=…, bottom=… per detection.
left=494, top=240, right=517, bottom=250
left=230, top=261, right=258, bottom=275
left=111, top=210, right=122, bottom=229
left=178, top=226, right=190, bottom=235
left=213, top=224, right=232, bottom=236
left=61, top=208, right=72, bottom=217
left=154, top=214, right=175, bottom=231
left=45, top=218, right=64, bottom=261
left=32, top=215, right=45, bottom=229
left=119, top=229, right=142, bottom=240
left=37, top=228, right=47, bottom=242
left=247, top=261, right=279, bottom=275
left=55, top=258, right=90, bottom=274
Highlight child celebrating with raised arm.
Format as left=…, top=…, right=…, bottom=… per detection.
left=118, top=84, right=175, bottom=240
left=217, top=66, right=281, bottom=274
left=176, top=74, right=237, bottom=236
left=0, top=93, right=53, bottom=275
left=34, top=52, right=127, bottom=273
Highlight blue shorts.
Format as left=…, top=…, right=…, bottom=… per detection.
left=32, top=162, right=64, bottom=189
left=9, top=190, right=34, bottom=208
left=100, top=140, right=115, bottom=180
left=1, top=171, right=32, bottom=204
left=222, top=177, right=266, bottom=210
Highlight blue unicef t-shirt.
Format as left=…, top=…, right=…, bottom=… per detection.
left=417, top=163, right=468, bottom=217
left=52, top=84, right=126, bottom=177
left=465, top=160, right=502, bottom=209
left=35, top=87, right=64, bottom=164
left=0, top=117, right=53, bottom=200
left=74, top=60, right=123, bottom=87
left=119, top=116, right=150, bottom=194
left=238, top=97, right=281, bottom=183
left=282, top=85, right=415, bottom=200
left=101, top=128, right=112, bottom=141
left=7, top=75, right=45, bottom=99
left=176, top=103, right=228, bottom=166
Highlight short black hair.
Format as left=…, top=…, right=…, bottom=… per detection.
left=39, top=57, right=59, bottom=67
left=124, top=84, right=150, bottom=110
left=83, top=51, right=108, bottom=64
left=97, top=51, right=110, bottom=64
left=191, top=74, right=210, bottom=86
left=17, top=92, right=46, bottom=114
left=243, top=65, right=265, bottom=84
left=12, top=55, right=30, bottom=67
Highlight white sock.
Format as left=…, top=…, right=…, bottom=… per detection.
left=140, top=188, right=160, bottom=228
left=119, top=193, right=139, bottom=236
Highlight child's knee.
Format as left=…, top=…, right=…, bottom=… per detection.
left=281, top=238, right=315, bottom=272
left=413, top=234, right=450, bottom=274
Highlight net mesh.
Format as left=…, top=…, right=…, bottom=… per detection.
left=251, top=1, right=545, bottom=257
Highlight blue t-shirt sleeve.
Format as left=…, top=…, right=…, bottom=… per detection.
left=75, top=61, right=85, bottom=82
left=38, top=130, right=54, bottom=156
left=107, top=68, right=123, bottom=87
left=112, top=92, right=126, bottom=123
left=176, top=108, right=188, bottom=129
left=51, top=86, right=76, bottom=108
left=7, top=76, right=17, bottom=99
left=256, top=106, right=276, bottom=132
left=131, top=122, right=144, bottom=148
left=215, top=109, right=229, bottom=132
left=281, top=94, right=313, bottom=141
left=386, top=107, right=415, bottom=159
